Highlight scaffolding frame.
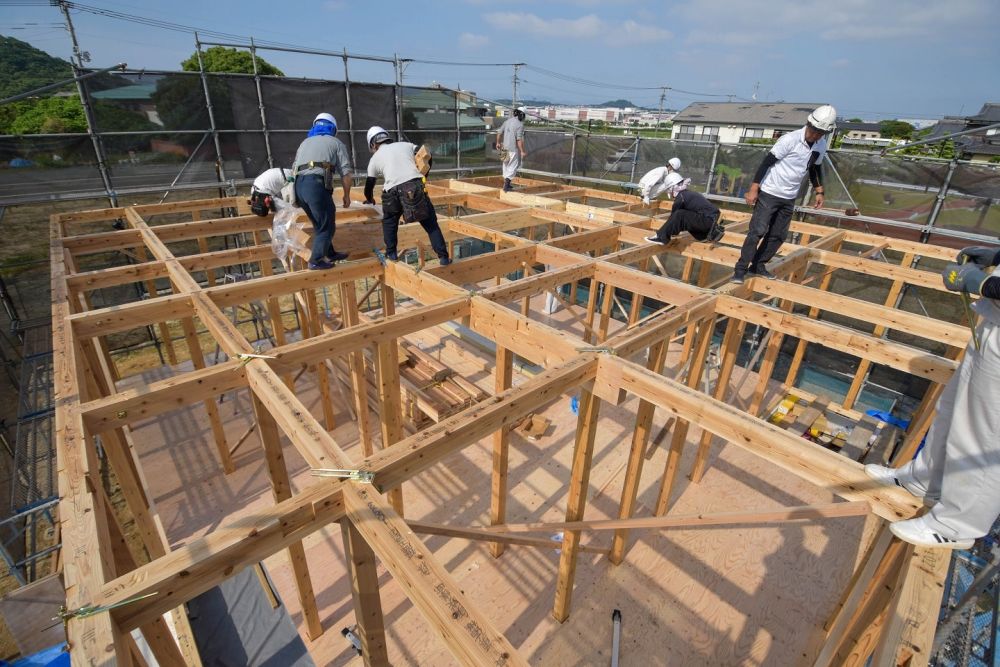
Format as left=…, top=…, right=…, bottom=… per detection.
left=51, top=176, right=973, bottom=665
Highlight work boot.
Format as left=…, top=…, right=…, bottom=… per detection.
left=751, top=265, right=776, bottom=280
left=503, top=178, right=512, bottom=192
left=645, top=235, right=667, bottom=245
left=329, top=249, right=349, bottom=262
left=889, top=516, right=974, bottom=550
left=439, top=256, right=452, bottom=266
left=730, top=269, right=746, bottom=284
left=308, top=259, right=335, bottom=270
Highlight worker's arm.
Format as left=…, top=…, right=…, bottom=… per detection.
left=341, top=174, right=352, bottom=208
left=517, top=137, right=526, bottom=158
left=745, top=153, right=778, bottom=206
left=364, top=177, right=377, bottom=204
left=808, top=151, right=825, bottom=208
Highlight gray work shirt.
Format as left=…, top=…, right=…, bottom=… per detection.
left=293, top=135, right=353, bottom=178
left=367, top=142, right=424, bottom=191
left=498, top=117, right=524, bottom=152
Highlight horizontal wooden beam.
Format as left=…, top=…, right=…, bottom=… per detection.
left=605, top=293, right=717, bottom=359
left=595, top=355, right=923, bottom=522
left=481, top=262, right=594, bottom=304
left=594, top=261, right=705, bottom=305
left=69, top=293, right=193, bottom=339
left=714, top=296, right=957, bottom=384
left=205, top=258, right=381, bottom=308
left=407, top=520, right=607, bottom=554
left=426, top=245, right=536, bottom=284
left=810, top=249, right=949, bottom=292
left=468, top=298, right=583, bottom=367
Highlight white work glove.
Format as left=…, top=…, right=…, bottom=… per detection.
left=642, top=196, right=650, bottom=206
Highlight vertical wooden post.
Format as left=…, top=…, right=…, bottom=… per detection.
left=842, top=253, right=915, bottom=410
left=521, top=264, right=533, bottom=316
left=303, top=288, right=337, bottom=430
left=583, top=280, right=600, bottom=344
left=785, top=241, right=842, bottom=386
left=747, top=270, right=804, bottom=417
left=180, top=317, right=234, bottom=473
left=596, top=280, right=615, bottom=343
left=251, top=229, right=287, bottom=347
left=610, top=338, right=667, bottom=564
left=340, top=282, right=374, bottom=455
left=628, top=258, right=649, bottom=325
left=377, top=282, right=405, bottom=514
left=489, top=346, right=514, bottom=558
left=340, top=520, right=390, bottom=666
left=553, top=389, right=602, bottom=622
left=655, top=316, right=716, bottom=515
left=251, top=395, right=323, bottom=639
left=690, top=318, right=747, bottom=483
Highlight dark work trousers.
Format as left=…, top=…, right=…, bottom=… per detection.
left=735, top=189, right=795, bottom=272
left=653, top=208, right=718, bottom=243
left=381, top=180, right=449, bottom=260
left=295, top=174, right=337, bottom=263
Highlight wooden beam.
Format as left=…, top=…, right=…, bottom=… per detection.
left=340, top=520, right=390, bottom=666
left=596, top=356, right=923, bottom=521
left=490, top=346, right=514, bottom=558
left=69, top=293, right=194, bottom=339
left=407, top=521, right=607, bottom=554
left=377, top=282, right=405, bottom=514
left=339, top=282, right=374, bottom=456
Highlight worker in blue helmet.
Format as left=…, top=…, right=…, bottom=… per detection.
left=292, top=112, right=354, bottom=270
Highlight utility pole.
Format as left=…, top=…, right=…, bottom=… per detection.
left=511, top=63, right=521, bottom=110
left=657, top=87, right=667, bottom=137
left=752, top=81, right=760, bottom=102
left=55, top=0, right=117, bottom=206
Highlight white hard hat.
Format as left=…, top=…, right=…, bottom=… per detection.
left=667, top=157, right=681, bottom=171
left=367, top=125, right=391, bottom=150
left=516, top=106, right=526, bottom=113
left=663, top=171, right=684, bottom=190
left=807, top=105, right=837, bottom=133
left=313, top=111, right=337, bottom=134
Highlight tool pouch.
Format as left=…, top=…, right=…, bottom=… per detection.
left=322, top=165, right=334, bottom=191
left=397, top=179, right=434, bottom=223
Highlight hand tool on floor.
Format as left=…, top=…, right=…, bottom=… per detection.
left=611, top=608, right=622, bottom=667
left=342, top=625, right=363, bottom=656
left=310, top=468, right=375, bottom=483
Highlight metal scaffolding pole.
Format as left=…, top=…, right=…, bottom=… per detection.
left=569, top=133, right=577, bottom=175
left=455, top=89, right=462, bottom=171
left=342, top=49, right=358, bottom=166
left=394, top=54, right=404, bottom=140
left=706, top=140, right=720, bottom=193
left=194, top=33, right=228, bottom=184
left=924, top=158, right=958, bottom=240
left=250, top=37, right=275, bottom=169
left=56, top=1, right=117, bottom=206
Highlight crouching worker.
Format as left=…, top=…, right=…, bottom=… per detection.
left=645, top=172, right=724, bottom=245
left=637, top=157, right=682, bottom=206
left=248, top=167, right=292, bottom=216
left=363, top=126, right=451, bottom=265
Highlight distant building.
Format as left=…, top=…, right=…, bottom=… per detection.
left=670, top=102, right=824, bottom=144
left=924, top=103, right=1000, bottom=163
left=835, top=121, right=894, bottom=149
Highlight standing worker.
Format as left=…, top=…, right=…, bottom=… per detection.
left=496, top=107, right=527, bottom=192
left=644, top=171, right=725, bottom=244
left=732, top=104, right=836, bottom=283
left=293, top=112, right=353, bottom=270
left=637, top=157, right=682, bottom=205
left=248, top=166, right=291, bottom=216
left=865, top=246, right=1000, bottom=549
left=362, top=126, right=451, bottom=265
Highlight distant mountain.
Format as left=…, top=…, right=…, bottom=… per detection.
left=498, top=97, right=649, bottom=109
left=595, top=99, right=638, bottom=108
left=0, top=34, right=127, bottom=100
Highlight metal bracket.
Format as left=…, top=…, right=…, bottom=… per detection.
left=311, top=468, right=375, bottom=483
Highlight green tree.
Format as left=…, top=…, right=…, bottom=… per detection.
left=847, top=117, right=863, bottom=123
left=879, top=119, right=915, bottom=140
left=181, top=46, right=283, bottom=75
left=0, top=97, right=87, bottom=134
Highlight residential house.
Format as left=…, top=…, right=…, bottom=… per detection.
left=924, top=103, right=1000, bottom=162
left=835, top=121, right=893, bottom=149
left=670, top=102, right=824, bottom=144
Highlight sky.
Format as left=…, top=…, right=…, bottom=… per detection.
left=2, top=0, right=998, bottom=121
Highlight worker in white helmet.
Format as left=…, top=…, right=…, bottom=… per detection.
left=732, top=104, right=836, bottom=284
left=644, top=171, right=725, bottom=245
left=248, top=167, right=292, bottom=216
left=865, top=246, right=1000, bottom=549
left=292, top=112, right=354, bottom=270
left=637, top=157, right=683, bottom=205
left=496, top=107, right=527, bottom=192
left=363, top=126, right=451, bottom=265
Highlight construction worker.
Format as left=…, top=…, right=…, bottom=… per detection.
left=644, top=172, right=724, bottom=245
left=637, top=157, right=682, bottom=205
left=248, top=167, right=291, bottom=216
left=496, top=107, right=527, bottom=192
left=292, top=112, right=353, bottom=270
left=363, top=126, right=451, bottom=265
left=865, top=246, right=1000, bottom=549
left=732, top=104, right=836, bottom=283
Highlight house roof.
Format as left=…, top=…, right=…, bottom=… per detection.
left=91, top=82, right=157, bottom=101
left=968, top=103, right=1000, bottom=124
left=839, top=121, right=881, bottom=133
left=411, top=111, right=487, bottom=130
left=672, top=102, right=824, bottom=128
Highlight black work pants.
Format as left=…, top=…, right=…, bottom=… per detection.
left=735, top=190, right=795, bottom=272
left=381, top=179, right=448, bottom=260
left=653, top=208, right=718, bottom=243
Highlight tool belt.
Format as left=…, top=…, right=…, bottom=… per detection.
left=248, top=188, right=274, bottom=217
left=497, top=148, right=511, bottom=162
left=382, top=178, right=434, bottom=224
left=294, top=161, right=335, bottom=189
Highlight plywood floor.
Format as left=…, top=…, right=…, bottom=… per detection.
left=119, top=292, right=877, bottom=666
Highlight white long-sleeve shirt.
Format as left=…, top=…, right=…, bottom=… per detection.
left=638, top=166, right=674, bottom=200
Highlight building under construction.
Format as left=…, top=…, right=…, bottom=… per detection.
left=31, top=172, right=982, bottom=665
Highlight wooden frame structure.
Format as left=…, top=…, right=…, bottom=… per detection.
left=50, top=176, right=969, bottom=665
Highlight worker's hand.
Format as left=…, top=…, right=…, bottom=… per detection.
left=813, top=192, right=825, bottom=209
left=745, top=184, right=759, bottom=207
left=642, top=196, right=651, bottom=206
left=942, top=262, right=988, bottom=295
left=342, top=194, right=351, bottom=208
left=957, top=246, right=1000, bottom=268
left=520, top=151, right=527, bottom=158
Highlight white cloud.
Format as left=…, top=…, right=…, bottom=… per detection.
left=458, top=32, right=490, bottom=49
left=484, top=12, right=671, bottom=46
